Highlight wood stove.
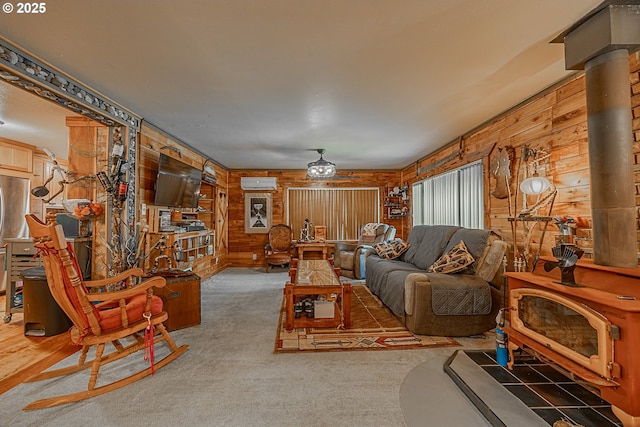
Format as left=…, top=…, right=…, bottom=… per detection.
left=505, top=259, right=640, bottom=427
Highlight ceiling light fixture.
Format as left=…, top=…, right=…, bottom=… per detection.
left=307, top=149, right=336, bottom=178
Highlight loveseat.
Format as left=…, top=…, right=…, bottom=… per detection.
left=333, top=223, right=396, bottom=279
left=365, top=225, right=508, bottom=336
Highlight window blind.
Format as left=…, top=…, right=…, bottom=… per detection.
left=287, top=188, right=379, bottom=240
left=412, top=160, right=483, bottom=228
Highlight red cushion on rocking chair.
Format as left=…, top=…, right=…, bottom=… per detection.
left=96, top=294, right=164, bottom=332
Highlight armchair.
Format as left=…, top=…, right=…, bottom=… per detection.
left=264, top=224, right=294, bottom=272
left=334, top=223, right=396, bottom=279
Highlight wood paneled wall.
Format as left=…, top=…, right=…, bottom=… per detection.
left=226, top=170, right=406, bottom=267
left=137, top=52, right=640, bottom=273
left=402, top=51, right=640, bottom=263
left=138, top=124, right=229, bottom=275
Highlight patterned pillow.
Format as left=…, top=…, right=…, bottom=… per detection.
left=427, top=240, right=475, bottom=274
left=374, top=239, right=410, bottom=260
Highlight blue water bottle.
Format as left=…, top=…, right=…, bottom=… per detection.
left=496, top=326, right=509, bottom=367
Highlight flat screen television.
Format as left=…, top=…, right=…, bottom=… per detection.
left=154, top=154, right=202, bottom=208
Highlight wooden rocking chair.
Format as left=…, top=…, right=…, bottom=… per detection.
left=22, top=214, right=188, bottom=410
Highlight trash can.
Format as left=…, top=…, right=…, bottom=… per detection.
left=21, top=267, right=72, bottom=336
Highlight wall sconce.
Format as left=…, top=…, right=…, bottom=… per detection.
left=520, top=146, right=551, bottom=194
left=520, top=176, right=551, bottom=195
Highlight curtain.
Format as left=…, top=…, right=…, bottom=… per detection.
left=412, top=160, right=483, bottom=228
left=287, top=188, right=379, bottom=240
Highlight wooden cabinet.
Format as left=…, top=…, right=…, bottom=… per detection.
left=384, top=185, right=409, bottom=219
left=152, top=274, right=201, bottom=331
left=0, top=138, right=33, bottom=173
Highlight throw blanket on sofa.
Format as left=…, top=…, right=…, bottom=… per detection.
left=362, top=223, right=380, bottom=236
left=429, top=274, right=492, bottom=316
left=360, top=223, right=381, bottom=245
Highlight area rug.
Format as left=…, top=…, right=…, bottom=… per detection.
left=274, top=284, right=460, bottom=353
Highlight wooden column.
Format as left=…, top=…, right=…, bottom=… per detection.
left=65, top=117, right=106, bottom=200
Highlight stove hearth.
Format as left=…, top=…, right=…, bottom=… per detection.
left=505, top=259, right=640, bottom=427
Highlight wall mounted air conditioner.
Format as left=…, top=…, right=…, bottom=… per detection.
left=240, top=177, right=277, bottom=190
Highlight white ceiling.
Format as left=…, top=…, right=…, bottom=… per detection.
left=0, top=0, right=603, bottom=171
left=0, top=81, right=79, bottom=159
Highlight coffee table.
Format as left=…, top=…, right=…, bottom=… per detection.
left=284, top=259, right=351, bottom=331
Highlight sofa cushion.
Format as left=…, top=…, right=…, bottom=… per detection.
left=377, top=269, right=421, bottom=316
left=427, top=240, right=475, bottom=274
left=442, top=228, right=491, bottom=274
left=475, top=238, right=508, bottom=283
left=373, top=238, right=410, bottom=260
left=365, top=255, right=421, bottom=296
left=401, top=225, right=461, bottom=270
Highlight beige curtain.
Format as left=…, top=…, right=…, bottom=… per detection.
left=287, top=188, right=380, bottom=240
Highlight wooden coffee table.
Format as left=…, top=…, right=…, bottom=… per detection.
left=284, top=259, right=351, bottom=331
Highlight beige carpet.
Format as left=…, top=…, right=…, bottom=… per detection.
left=275, top=284, right=460, bottom=353
left=1, top=268, right=494, bottom=426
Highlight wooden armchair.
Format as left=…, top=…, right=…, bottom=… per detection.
left=264, top=224, right=293, bottom=272
left=22, top=214, right=188, bottom=410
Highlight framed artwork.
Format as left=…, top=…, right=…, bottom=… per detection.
left=314, top=225, right=327, bottom=242
left=244, top=192, right=272, bottom=234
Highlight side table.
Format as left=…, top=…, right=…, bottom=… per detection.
left=294, top=241, right=335, bottom=260
left=152, top=273, right=201, bottom=331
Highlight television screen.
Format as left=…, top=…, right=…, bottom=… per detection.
left=154, top=154, right=202, bottom=208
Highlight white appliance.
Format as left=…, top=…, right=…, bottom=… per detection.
left=240, top=177, right=277, bottom=190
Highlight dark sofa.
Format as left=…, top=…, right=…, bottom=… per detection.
left=365, top=225, right=508, bottom=336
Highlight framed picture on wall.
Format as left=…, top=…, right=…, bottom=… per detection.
left=244, top=192, right=272, bottom=234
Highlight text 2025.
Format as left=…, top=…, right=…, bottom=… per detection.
left=17, top=2, right=46, bottom=13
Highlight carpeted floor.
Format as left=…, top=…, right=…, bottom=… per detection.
left=275, top=284, right=459, bottom=352
left=0, top=268, right=495, bottom=426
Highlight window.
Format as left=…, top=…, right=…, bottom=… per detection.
left=412, top=160, right=483, bottom=228
left=287, top=188, right=379, bottom=240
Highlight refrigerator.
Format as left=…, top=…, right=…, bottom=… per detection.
left=0, top=175, right=31, bottom=293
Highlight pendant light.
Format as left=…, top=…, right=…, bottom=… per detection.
left=307, top=149, right=336, bottom=178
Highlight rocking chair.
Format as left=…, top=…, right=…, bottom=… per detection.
left=23, top=214, right=188, bottom=410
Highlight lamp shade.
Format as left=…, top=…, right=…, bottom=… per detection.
left=307, top=149, right=336, bottom=178
left=520, top=176, right=550, bottom=195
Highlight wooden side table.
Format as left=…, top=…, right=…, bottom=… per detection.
left=294, top=241, right=335, bottom=260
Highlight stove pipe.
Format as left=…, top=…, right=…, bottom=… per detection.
left=585, top=49, right=637, bottom=267
left=562, top=4, right=640, bottom=268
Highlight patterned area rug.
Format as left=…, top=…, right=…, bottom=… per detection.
left=274, top=284, right=460, bottom=353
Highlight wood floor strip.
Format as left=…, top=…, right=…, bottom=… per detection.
left=0, top=295, right=79, bottom=395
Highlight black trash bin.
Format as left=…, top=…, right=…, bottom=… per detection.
left=21, top=267, right=72, bottom=336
